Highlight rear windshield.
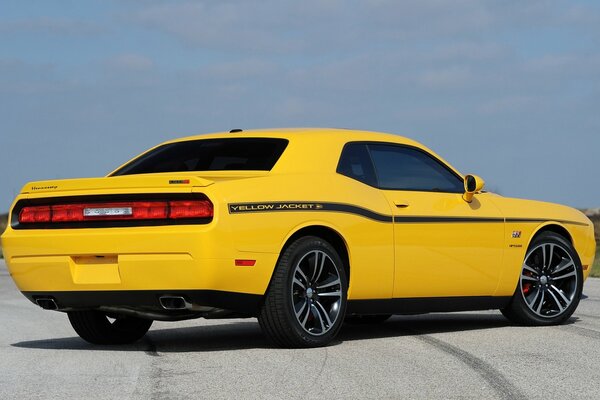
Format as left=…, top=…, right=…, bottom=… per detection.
left=112, top=138, right=289, bottom=176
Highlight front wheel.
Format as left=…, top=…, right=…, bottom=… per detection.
left=501, top=232, right=583, bottom=326
left=68, top=310, right=153, bottom=345
left=259, top=236, right=348, bottom=348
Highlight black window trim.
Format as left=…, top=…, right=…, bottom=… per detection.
left=336, top=141, right=465, bottom=194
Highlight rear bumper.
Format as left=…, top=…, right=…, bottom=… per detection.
left=2, top=224, right=279, bottom=299
left=23, top=289, right=262, bottom=316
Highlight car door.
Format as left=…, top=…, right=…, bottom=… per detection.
left=364, top=142, right=505, bottom=298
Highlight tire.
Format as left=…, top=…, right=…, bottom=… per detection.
left=345, top=314, right=392, bottom=325
left=68, top=310, right=153, bottom=345
left=501, top=232, right=583, bottom=326
left=258, top=236, right=348, bottom=348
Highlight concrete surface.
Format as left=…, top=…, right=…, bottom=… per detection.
left=1, top=259, right=600, bottom=399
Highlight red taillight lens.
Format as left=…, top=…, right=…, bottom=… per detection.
left=17, top=198, right=213, bottom=224
left=19, top=206, right=51, bottom=223
left=169, top=200, right=213, bottom=219
left=52, top=204, right=85, bottom=222
left=133, top=202, right=168, bottom=220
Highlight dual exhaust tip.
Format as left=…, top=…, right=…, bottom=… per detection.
left=158, top=296, right=192, bottom=310
left=35, top=298, right=58, bottom=310
left=35, top=295, right=191, bottom=311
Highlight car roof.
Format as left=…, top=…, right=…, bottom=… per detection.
left=165, top=127, right=423, bottom=148
left=153, top=128, right=463, bottom=178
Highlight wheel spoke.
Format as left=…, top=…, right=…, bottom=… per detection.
left=547, top=244, right=554, bottom=270
left=311, top=303, right=326, bottom=333
left=299, top=300, right=310, bottom=327
left=547, top=289, right=564, bottom=312
left=541, top=245, right=547, bottom=271
left=526, top=286, right=541, bottom=308
left=521, top=274, right=538, bottom=282
left=536, top=291, right=545, bottom=314
left=295, top=299, right=308, bottom=318
left=295, top=266, right=309, bottom=284
left=552, top=270, right=576, bottom=281
left=523, top=264, right=539, bottom=276
left=310, top=251, right=320, bottom=282
left=316, top=276, right=340, bottom=290
left=314, top=301, right=333, bottom=328
left=551, top=258, right=574, bottom=275
left=293, top=277, right=306, bottom=289
left=550, top=285, right=570, bottom=304
left=313, top=252, right=327, bottom=282
left=317, top=290, right=342, bottom=298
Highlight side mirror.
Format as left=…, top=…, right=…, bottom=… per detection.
left=463, top=174, right=485, bottom=203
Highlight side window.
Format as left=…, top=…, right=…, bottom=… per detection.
left=368, top=144, right=464, bottom=193
left=336, top=143, right=377, bottom=187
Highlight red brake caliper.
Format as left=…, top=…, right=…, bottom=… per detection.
left=523, top=271, right=533, bottom=294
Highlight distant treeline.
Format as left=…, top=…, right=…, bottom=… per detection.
left=0, top=213, right=6, bottom=258
left=591, top=215, right=600, bottom=243
left=0, top=213, right=6, bottom=234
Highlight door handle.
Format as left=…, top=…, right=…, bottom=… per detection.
left=394, top=201, right=410, bottom=208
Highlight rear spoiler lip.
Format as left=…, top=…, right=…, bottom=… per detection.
left=20, top=174, right=214, bottom=195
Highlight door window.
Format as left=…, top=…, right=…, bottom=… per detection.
left=368, top=144, right=464, bottom=193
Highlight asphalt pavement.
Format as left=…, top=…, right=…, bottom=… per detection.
left=1, top=259, right=600, bottom=399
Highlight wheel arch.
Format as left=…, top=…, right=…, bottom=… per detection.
left=529, top=222, right=573, bottom=245
left=273, top=224, right=351, bottom=290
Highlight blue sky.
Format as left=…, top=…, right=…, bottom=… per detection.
left=1, top=0, right=600, bottom=211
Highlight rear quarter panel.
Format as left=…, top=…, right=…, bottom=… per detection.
left=208, top=172, right=395, bottom=300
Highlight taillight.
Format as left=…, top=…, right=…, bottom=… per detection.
left=52, top=204, right=85, bottom=222
left=18, top=199, right=213, bottom=224
left=169, top=200, right=213, bottom=219
left=19, top=206, right=51, bottom=223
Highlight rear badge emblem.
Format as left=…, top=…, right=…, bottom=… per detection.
left=512, top=231, right=522, bottom=239
left=83, top=207, right=133, bottom=217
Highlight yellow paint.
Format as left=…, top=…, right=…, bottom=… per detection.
left=383, top=191, right=504, bottom=298
left=1, top=128, right=595, bottom=303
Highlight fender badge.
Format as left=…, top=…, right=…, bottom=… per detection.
left=512, top=231, right=522, bottom=239
left=169, top=179, right=190, bottom=184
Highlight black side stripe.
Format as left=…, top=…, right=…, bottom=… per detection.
left=227, top=202, right=589, bottom=226
left=394, top=216, right=503, bottom=223
left=322, top=203, right=392, bottom=222
left=506, top=218, right=589, bottom=227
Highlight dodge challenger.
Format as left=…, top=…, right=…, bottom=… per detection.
left=1, top=128, right=596, bottom=347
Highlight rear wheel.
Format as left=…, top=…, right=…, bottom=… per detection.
left=259, top=236, right=348, bottom=348
left=68, top=310, right=153, bottom=345
left=501, top=232, right=583, bottom=325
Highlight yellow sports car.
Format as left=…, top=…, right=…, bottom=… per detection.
left=1, top=128, right=596, bottom=348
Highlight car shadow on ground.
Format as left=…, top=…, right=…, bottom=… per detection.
left=13, top=312, right=574, bottom=353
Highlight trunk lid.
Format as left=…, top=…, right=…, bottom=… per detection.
left=20, top=174, right=215, bottom=195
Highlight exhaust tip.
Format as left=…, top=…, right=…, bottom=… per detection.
left=35, top=298, right=58, bottom=310
left=159, top=296, right=190, bottom=310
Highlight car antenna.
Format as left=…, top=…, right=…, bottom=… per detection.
left=229, top=129, right=243, bottom=133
